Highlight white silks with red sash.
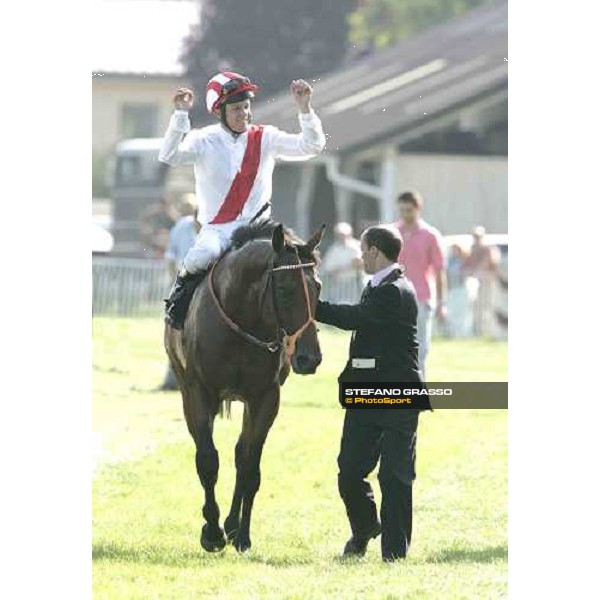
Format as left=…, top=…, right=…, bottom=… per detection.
left=209, top=125, right=265, bottom=225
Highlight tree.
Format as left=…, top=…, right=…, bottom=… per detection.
left=181, top=0, right=357, bottom=123
left=348, top=0, right=493, bottom=52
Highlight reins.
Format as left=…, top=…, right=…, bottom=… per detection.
left=272, top=246, right=316, bottom=358
left=207, top=244, right=316, bottom=359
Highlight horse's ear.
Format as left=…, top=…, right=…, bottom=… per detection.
left=306, top=223, right=326, bottom=253
left=272, top=223, right=285, bottom=253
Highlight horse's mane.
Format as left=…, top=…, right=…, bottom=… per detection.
left=229, top=219, right=304, bottom=249
left=226, top=219, right=321, bottom=269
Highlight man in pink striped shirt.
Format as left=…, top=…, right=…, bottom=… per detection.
left=395, top=191, right=447, bottom=377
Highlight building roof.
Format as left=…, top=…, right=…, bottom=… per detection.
left=252, top=1, right=508, bottom=154
left=92, top=0, right=199, bottom=76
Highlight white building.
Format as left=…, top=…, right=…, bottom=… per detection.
left=92, top=0, right=198, bottom=194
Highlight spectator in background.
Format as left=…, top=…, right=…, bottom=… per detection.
left=464, top=226, right=500, bottom=336
left=159, top=193, right=201, bottom=391
left=395, top=191, right=447, bottom=377
left=320, top=222, right=363, bottom=303
left=153, top=227, right=172, bottom=258
left=445, top=243, right=472, bottom=338
left=165, top=194, right=202, bottom=280
left=140, top=197, right=178, bottom=257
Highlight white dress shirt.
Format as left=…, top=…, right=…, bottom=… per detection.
left=159, top=110, right=326, bottom=225
left=370, top=262, right=402, bottom=287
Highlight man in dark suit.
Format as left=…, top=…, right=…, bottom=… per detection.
left=316, top=225, right=429, bottom=561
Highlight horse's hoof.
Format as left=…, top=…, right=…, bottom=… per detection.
left=233, top=534, right=251, bottom=554
left=200, top=524, right=226, bottom=552
left=224, top=517, right=239, bottom=542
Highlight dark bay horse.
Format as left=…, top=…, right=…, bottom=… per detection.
left=164, top=220, right=324, bottom=553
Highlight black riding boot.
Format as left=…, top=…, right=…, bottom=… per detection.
left=164, top=269, right=208, bottom=330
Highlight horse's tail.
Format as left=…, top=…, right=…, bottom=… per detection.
left=219, top=400, right=232, bottom=419
left=217, top=393, right=233, bottom=419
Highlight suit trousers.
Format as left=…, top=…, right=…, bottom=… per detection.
left=337, top=408, right=419, bottom=559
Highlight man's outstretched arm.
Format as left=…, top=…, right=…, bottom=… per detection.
left=316, top=287, right=413, bottom=331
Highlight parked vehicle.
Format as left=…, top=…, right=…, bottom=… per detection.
left=105, top=138, right=194, bottom=256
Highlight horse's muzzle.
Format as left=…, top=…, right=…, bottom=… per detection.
left=291, top=352, right=322, bottom=375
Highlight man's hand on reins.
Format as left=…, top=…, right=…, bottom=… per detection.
left=290, top=79, right=313, bottom=114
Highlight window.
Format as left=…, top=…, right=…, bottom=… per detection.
left=115, top=150, right=167, bottom=186
left=121, top=103, right=158, bottom=138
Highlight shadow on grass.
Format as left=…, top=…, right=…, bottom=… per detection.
left=425, top=544, right=507, bottom=564
left=93, top=539, right=314, bottom=567
left=93, top=540, right=206, bottom=567
left=242, top=553, right=315, bottom=567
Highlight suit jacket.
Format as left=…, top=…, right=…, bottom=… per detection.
left=316, top=267, right=425, bottom=388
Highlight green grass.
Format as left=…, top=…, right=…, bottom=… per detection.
left=93, top=318, right=507, bottom=599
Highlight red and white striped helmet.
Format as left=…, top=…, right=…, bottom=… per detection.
left=205, top=71, right=260, bottom=114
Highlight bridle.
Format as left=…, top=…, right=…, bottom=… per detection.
left=207, top=245, right=316, bottom=359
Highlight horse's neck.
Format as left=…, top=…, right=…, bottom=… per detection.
left=217, top=244, right=276, bottom=336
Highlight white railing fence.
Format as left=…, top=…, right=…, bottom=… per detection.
left=93, top=256, right=171, bottom=317
left=92, top=256, right=365, bottom=317
left=92, top=256, right=506, bottom=338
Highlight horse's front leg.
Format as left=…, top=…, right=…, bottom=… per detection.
left=187, top=381, right=226, bottom=552
left=229, top=388, right=280, bottom=553
left=224, top=433, right=246, bottom=543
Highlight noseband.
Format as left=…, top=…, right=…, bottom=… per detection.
left=208, top=245, right=316, bottom=359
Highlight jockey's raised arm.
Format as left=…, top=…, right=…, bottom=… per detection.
left=159, top=88, right=199, bottom=166
left=265, top=79, right=325, bottom=158
left=266, top=111, right=326, bottom=158
left=158, top=110, right=199, bottom=166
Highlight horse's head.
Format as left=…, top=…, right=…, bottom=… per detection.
left=271, top=223, right=324, bottom=375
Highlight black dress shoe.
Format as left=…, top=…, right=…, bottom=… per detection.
left=342, top=522, right=382, bottom=557
left=382, top=551, right=407, bottom=562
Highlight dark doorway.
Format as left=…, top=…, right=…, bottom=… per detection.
left=309, top=165, right=337, bottom=252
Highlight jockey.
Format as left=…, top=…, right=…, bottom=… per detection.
left=159, top=70, right=326, bottom=329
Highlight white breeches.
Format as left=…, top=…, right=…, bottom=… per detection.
left=183, top=220, right=250, bottom=273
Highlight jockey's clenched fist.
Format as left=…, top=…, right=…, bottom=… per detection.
left=173, top=87, right=194, bottom=111
left=290, top=79, right=313, bottom=113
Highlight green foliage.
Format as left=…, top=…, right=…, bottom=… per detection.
left=348, top=0, right=493, bottom=51
left=93, top=318, right=507, bottom=598
left=181, top=0, right=357, bottom=121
